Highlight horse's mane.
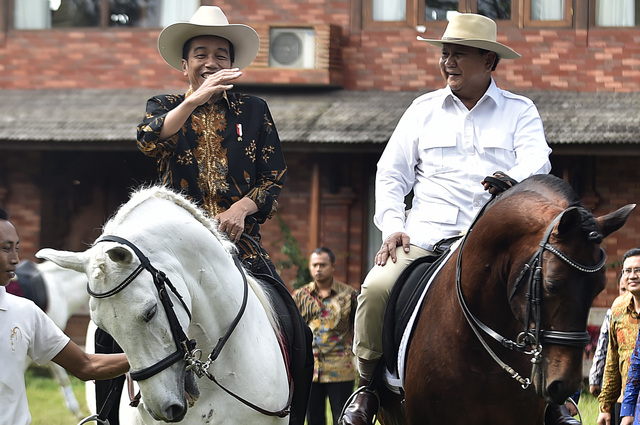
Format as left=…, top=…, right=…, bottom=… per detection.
left=101, top=185, right=281, bottom=334
left=501, top=174, right=601, bottom=241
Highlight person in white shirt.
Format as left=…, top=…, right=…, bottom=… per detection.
left=0, top=208, right=129, bottom=425
left=340, top=13, right=561, bottom=425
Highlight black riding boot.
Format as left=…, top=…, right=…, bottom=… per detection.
left=95, top=327, right=124, bottom=425
left=545, top=403, right=581, bottom=425
left=338, top=377, right=380, bottom=425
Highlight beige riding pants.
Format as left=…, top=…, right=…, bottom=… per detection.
left=353, top=244, right=434, bottom=361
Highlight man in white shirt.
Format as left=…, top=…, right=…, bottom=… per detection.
left=340, top=13, right=561, bottom=425
left=0, top=208, right=129, bottom=425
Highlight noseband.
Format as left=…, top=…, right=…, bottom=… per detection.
left=90, top=235, right=292, bottom=418
left=456, top=208, right=606, bottom=389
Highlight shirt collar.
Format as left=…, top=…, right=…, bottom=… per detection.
left=443, top=77, right=500, bottom=110
left=626, top=293, right=640, bottom=318
left=0, top=286, right=8, bottom=311
left=310, top=279, right=336, bottom=296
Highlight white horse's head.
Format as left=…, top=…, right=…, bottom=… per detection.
left=40, top=240, right=199, bottom=422
left=38, top=186, right=288, bottom=424
left=36, top=187, right=230, bottom=422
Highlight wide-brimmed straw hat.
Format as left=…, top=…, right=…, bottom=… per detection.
left=158, top=6, right=260, bottom=71
left=417, top=13, right=520, bottom=59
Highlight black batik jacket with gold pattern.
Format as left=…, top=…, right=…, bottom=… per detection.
left=136, top=91, right=287, bottom=246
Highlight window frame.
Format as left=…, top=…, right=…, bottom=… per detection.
left=363, top=0, right=419, bottom=29
left=589, top=0, right=640, bottom=28
left=8, top=0, right=199, bottom=30
left=363, top=0, right=522, bottom=29
left=523, top=0, right=573, bottom=28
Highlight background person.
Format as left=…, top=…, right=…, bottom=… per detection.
left=294, top=247, right=358, bottom=425
left=592, top=273, right=628, bottom=397
left=597, top=248, right=640, bottom=425
left=0, top=208, right=129, bottom=425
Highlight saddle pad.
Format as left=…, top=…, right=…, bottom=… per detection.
left=382, top=239, right=461, bottom=388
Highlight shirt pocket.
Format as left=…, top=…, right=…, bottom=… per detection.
left=417, top=130, right=458, bottom=177
left=478, top=130, right=516, bottom=173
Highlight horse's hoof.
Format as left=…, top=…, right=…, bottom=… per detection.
left=338, top=387, right=379, bottom=425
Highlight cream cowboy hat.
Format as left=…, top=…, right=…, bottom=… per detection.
left=417, top=13, right=521, bottom=59
left=158, top=6, right=260, bottom=71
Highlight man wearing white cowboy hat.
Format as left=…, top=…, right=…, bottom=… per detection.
left=339, top=12, right=571, bottom=425
left=93, top=6, right=311, bottom=425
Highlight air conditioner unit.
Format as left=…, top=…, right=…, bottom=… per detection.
left=269, top=28, right=316, bottom=69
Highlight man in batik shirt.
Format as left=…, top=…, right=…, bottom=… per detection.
left=132, top=7, right=309, bottom=425
left=597, top=248, right=640, bottom=425
left=294, top=247, right=357, bottom=425
left=591, top=274, right=627, bottom=397
left=137, top=7, right=285, bottom=278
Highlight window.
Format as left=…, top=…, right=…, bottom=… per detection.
left=423, top=0, right=513, bottom=22
left=524, top=0, right=572, bottom=27
left=365, top=0, right=514, bottom=28
left=14, top=0, right=198, bottom=29
left=595, top=0, right=640, bottom=26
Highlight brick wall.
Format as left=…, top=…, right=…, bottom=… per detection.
left=1, top=2, right=640, bottom=92
left=0, top=151, right=42, bottom=261
left=260, top=151, right=376, bottom=291
left=591, top=158, right=640, bottom=308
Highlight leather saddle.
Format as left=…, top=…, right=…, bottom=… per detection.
left=253, top=272, right=313, bottom=425
left=382, top=237, right=460, bottom=376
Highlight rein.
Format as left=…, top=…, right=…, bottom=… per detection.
left=455, top=204, right=606, bottom=389
left=90, top=235, right=292, bottom=419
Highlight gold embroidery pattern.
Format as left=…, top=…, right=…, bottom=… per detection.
left=10, top=326, right=22, bottom=352
left=193, top=103, right=229, bottom=217
left=177, top=150, right=193, bottom=166
left=262, top=145, right=275, bottom=163
left=245, top=141, right=256, bottom=162
left=264, top=114, right=274, bottom=134
left=230, top=96, right=245, bottom=116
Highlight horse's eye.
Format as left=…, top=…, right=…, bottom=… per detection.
left=545, top=280, right=561, bottom=293
left=143, top=304, right=158, bottom=323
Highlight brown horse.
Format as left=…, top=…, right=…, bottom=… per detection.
left=378, top=174, right=635, bottom=425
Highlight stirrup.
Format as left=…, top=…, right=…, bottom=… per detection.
left=77, top=414, right=110, bottom=425
left=565, top=398, right=583, bottom=424
left=338, top=386, right=380, bottom=425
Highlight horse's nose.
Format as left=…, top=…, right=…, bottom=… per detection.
left=161, top=404, right=187, bottom=423
left=544, top=379, right=575, bottom=405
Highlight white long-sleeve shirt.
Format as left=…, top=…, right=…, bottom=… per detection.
left=375, top=79, right=552, bottom=251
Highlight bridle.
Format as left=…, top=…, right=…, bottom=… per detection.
left=456, top=207, right=606, bottom=389
left=89, top=235, right=292, bottom=419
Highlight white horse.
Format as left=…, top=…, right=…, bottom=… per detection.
left=17, top=260, right=89, bottom=418
left=37, top=186, right=291, bottom=424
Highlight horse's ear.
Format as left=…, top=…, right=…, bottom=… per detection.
left=36, top=248, right=87, bottom=273
left=556, top=207, right=582, bottom=238
left=598, top=204, right=636, bottom=239
left=105, top=246, right=135, bottom=265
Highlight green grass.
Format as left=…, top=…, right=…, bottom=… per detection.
left=26, top=366, right=600, bottom=425
left=26, top=364, right=91, bottom=425
left=575, top=389, right=599, bottom=424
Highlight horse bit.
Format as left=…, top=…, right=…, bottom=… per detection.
left=85, top=234, right=292, bottom=421
left=456, top=208, right=606, bottom=389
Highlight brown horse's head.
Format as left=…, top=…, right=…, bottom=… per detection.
left=500, top=176, right=635, bottom=404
